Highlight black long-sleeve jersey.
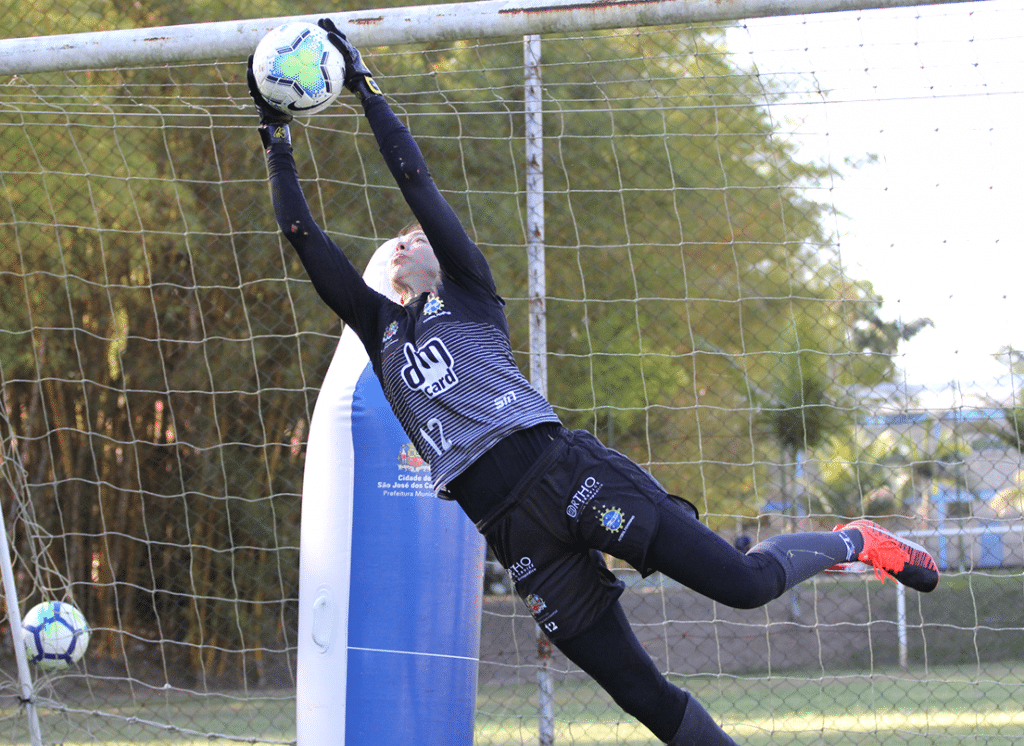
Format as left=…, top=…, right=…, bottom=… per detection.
left=266, top=94, right=559, bottom=493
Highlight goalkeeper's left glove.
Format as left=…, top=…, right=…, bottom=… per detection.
left=246, top=54, right=292, bottom=150
left=317, top=18, right=383, bottom=102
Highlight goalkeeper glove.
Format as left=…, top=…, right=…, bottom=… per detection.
left=317, top=18, right=383, bottom=102
left=246, top=54, right=292, bottom=149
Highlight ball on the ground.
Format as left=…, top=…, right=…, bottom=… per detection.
left=252, top=22, right=346, bottom=116
left=22, top=601, right=91, bottom=669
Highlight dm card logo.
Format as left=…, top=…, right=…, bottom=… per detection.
left=398, top=443, right=429, bottom=471
left=400, top=338, right=459, bottom=398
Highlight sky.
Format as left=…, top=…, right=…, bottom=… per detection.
left=725, top=0, right=1023, bottom=407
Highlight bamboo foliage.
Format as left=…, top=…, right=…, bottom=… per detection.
left=2, top=0, right=922, bottom=682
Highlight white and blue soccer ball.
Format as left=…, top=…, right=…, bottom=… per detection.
left=22, top=601, right=91, bottom=670
left=252, top=22, right=346, bottom=116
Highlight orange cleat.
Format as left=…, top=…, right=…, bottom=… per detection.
left=833, top=520, right=939, bottom=592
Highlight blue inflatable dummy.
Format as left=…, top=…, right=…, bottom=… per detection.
left=296, top=239, right=485, bottom=745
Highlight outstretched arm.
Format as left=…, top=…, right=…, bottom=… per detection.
left=247, top=56, right=386, bottom=339
left=318, top=19, right=499, bottom=298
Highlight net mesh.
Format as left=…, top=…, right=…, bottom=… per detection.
left=1, top=2, right=1023, bottom=744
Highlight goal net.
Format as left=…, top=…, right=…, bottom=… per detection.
left=2, top=0, right=1023, bottom=743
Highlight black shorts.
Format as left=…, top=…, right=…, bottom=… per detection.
left=479, top=428, right=697, bottom=642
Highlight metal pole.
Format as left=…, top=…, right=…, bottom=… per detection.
left=525, top=34, right=547, bottom=402
left=0, top=402, right=43, bottom=746
left=896, top=582, right=908, bottom=669
left=524, top=32, right=555, bottom=746
left=0, top=521, right=41, bottom=746
left=0, top=0, right=987, bottom=75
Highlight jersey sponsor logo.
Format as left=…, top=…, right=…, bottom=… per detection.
left=400, top=338, right=459, bottom=398
left=382, top=320, right=399, bottom=349
left=422, top=293, right=451, bottom=320
left=566, top=476, right=603, bottom=518
left=524, top=593, right=559, bottom=633
left=494, top=391, right=517, bottom=410
left=507, top=556, right=536, bottom=583
left=599, top=507, right=626, bottom=533
left=525, top=594, right=546, bottom=615
left=594, top=503, right=635, bottom=541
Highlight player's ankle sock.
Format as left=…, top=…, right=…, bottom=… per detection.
left=747, top=530, right=864, bottom=592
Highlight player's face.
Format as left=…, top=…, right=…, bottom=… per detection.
left=389, top=230, right=440, bottom=301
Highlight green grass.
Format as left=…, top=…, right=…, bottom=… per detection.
left=5, top=663, right=1023, bottom=744
left=3, top=690, right=297, bottom=745
left=6, top=571, right=1023, bottom=744
left=476, top=663, right=1024, bottom=745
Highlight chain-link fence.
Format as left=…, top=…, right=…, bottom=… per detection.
left=2, top=0, right=1023, bottom=743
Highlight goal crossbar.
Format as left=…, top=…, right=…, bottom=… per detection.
left=0, top=0, right=986, bottom=75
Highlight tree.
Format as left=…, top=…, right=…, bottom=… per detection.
left=983, top=346, right=1024, bottom=454
left=893, top=417, right=972, bottom=520
left=1, top=4, right=935, bottom=677
left=478, top=27, right=923, bottom=521
left=810, top=430, right=906, bottom=519
left=0, top=0, right=322, bottom=683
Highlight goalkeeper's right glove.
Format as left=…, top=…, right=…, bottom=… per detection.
left=246, top=54, right=292, bottom=150
left=317, top=18, right=383, bottom=102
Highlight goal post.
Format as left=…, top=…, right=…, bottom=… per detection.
left=0, top=412, right=42, bottom=746
left=2, top=0, right=1022, bottom=744
left=0, top=0, right=985, bottom=74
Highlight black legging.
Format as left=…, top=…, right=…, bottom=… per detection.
left=552, top=502, right=779, bottom=742
left=644, top=497, right=789, bottom=609
left=557, top=497, right=857, bottom=742
left=454, top=429, right=857, bottom=743
left=556, top=600, right=690, bottom=742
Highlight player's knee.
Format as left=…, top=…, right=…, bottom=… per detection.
left=717, top=584, right=779, bottom=610
left=709, top=551, right=786, bottom=609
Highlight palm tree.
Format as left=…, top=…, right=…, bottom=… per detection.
left=758, top=322, right=849, bottom=523
left=982, top=347, right=1024, bottom=454
left=983, top=394, right=1024, bottom=455
left=809, top=429, right=907, bottom=521
left=757, top=327, right=850, bottom=621
left=893, top=416, right=972, bottom=520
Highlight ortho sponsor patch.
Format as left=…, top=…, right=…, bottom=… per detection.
left=566, top=475, right=603, bottom=518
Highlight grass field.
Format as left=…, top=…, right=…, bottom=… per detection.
left=6, top=572, right=1023, bottom=744
left=474, top=663, right=1024, bottom=745
left=10, top=662, right=1016, bottom=745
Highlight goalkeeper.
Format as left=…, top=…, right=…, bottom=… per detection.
left=249, top=20, right=939, bottom=746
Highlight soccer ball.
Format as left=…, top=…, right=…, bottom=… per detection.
left=22, top=601, right=91, bottom=670
left=252, top=22, right=346, bottom=116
